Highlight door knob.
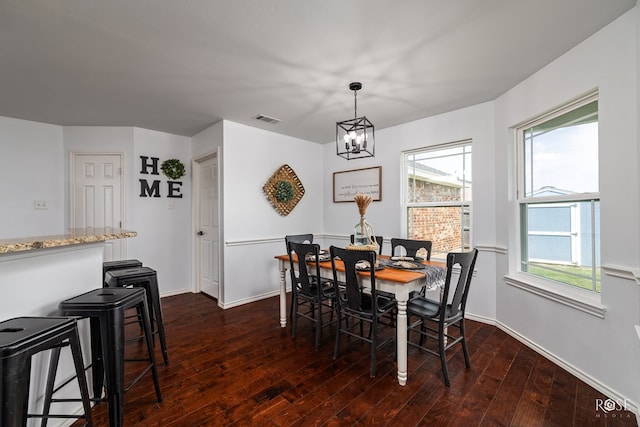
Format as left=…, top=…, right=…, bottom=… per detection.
left=197, top=231, right=204, bottom=236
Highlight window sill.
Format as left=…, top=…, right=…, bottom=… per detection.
left=504, top=273, right=606, bottom=319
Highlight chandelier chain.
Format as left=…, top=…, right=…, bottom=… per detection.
left=354, top=89, right=358, bottom=119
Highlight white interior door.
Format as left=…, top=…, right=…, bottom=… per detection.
left=197, top=155, right=219, bottom=298
left=72, top=153, right=123, bottom=261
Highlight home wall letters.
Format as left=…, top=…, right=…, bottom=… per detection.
left=139, top=156, right=183, bottom=198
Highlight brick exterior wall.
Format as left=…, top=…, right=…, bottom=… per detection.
left=408, top=179, right=469, bottom=255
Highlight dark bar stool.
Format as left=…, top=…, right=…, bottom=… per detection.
left=55, top=288, right=162, bottom=427
left=102, top=259, right=143, bottom=285
left=104, top=267, right=169, bottom=365
left=0, top=316, right=93, bottom=426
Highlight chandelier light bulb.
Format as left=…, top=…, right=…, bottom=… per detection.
left=349, top=130, right=357, bottom=140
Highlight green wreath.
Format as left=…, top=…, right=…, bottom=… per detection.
left=161, top=159, right=186, bottom=180
left=274, top=180, right=295, bottom=203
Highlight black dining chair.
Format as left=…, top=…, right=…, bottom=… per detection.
left=285, top=234, right=318, bottom=319
left=287, top=242, right=336, bottom=349
left=406, top=248, right=478, bottom=386
left=285, top=234, right=313, bottom=246
left=329, top=246, right=397, bottom=377
left=390, top=238, right=432, bottom=260
left=349, top=234, right=384, bottom=254
left=391, top=238, right=433, bottom=297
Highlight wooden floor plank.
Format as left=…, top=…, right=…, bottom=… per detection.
left=69, top=293, right=637, bottom=427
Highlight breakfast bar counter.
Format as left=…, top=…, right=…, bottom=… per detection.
left=0, top=228, right=137, bottom=419
left=0, top=227, right=137, bottom=254
left=0, top=227, right=137, bottom=318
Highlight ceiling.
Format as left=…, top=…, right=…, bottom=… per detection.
left=0, top=1, right=636, bottom=143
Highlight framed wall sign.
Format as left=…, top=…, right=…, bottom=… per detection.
left=333, top=166, right=382, bottom=203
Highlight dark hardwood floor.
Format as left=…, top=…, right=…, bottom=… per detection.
left=73, top=293, right=637, bottom=426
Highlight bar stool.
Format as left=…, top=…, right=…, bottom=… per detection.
left=102, top=259, right=143, bottom=285
left=104, top=267, right=169, bottom=365
left=0, top=316, right=93, bottom=426
left=54, top=288, right=162, bottom=427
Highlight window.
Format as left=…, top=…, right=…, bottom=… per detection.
left=404, top=141, right=472, bottom=259
left=517, top=93, right=600, bottom=292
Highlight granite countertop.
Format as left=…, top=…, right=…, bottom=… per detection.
left=0, top=228, right=137, bottom=254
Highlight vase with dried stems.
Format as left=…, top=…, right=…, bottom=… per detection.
left=350, top=193, right=377, bottom=251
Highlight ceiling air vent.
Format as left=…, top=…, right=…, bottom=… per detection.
left=254, top=114, right=281, bottom=125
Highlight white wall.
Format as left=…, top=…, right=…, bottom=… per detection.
left=63, top=126, right=193, bottom=295
left=192, top=120, right=223, bottom=159
left=0, top=117, right=64, bottom=238
left=316, top=3, right=639, bottom=410
left=129, top=128, right=192, bottom=295
left=495, top=9, right=639, bottom=406
left=221, top=120, right=324, bottom=307
left=322, top=101, right=498, bottom=321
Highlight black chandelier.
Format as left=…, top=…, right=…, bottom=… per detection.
left=336, top=82, right=375, bottom=160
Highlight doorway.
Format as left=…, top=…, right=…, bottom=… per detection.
left=194, top=153, right=220, bottom=299
left=70, top=153, right=124, bottom=261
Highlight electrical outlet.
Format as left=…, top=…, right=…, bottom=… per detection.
left=34, top=200, right=48, bottom=210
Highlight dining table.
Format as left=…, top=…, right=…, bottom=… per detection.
left=274, top=251, right=446, bottom=386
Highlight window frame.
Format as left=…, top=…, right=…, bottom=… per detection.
left=402, top=139, right=473, bottom=260
left=508, top=91, right=605, bottom=316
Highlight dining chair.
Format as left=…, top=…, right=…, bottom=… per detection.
left=285, top=234, right=315, bottom=319
left=329, top=246, right=397, bottom=377
left=406, top=248, right=478, bottom=386
left=287, top=242, right=336, bottom=350
left=390, top=238, right=432, bottom=260
left=285, top=234, right=313, bottom=246
left=349, top=234, right=384, bottom=254
left=391, top=238, right=433, bottom=297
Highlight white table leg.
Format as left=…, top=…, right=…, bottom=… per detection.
left=396, top=299, right=408, bottom=386
left=279, top=260, right=287, bottom=328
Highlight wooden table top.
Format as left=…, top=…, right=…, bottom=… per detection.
left=275, top=253, right=446, bottom=284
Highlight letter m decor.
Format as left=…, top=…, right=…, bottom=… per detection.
left=139, top=179, right=161, bottom=197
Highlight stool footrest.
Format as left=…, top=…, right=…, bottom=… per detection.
left=50, top=396, right=105, bottom=403
left=28, top=414, right=89, bottom=419
left=124, top=364, right=162, bottom=403
left=48, top=362, right=94, bottom=397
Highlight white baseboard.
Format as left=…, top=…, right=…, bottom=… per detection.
left=219, top=289, right=282, bottom=309
left=160, top=288, right=193, bottom=298
left=466, top=312, right=496, bottom=326
left=495, top=320, right=639, bottom=421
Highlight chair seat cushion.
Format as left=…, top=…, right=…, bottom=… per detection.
left=407, top=297, right=440, bottom=318
left=297, top=282, right=335, bottom=299
left=341, top=292, right=396, bottom=314
left=407, top=297, right=465, bottom=323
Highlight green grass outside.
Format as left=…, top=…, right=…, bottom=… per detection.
left=527, top=263, right=601, bottom=293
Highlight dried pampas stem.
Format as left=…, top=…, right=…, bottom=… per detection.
left=354, top=193, right=372, bottom=216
